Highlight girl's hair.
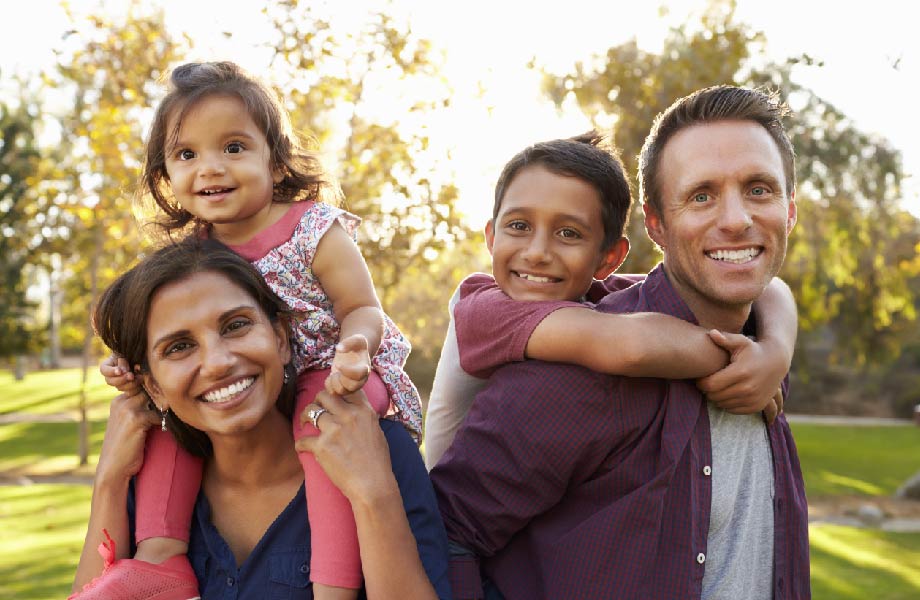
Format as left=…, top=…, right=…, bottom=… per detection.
left=141, top=61, right=339, bottom=237
left=92, top=237, right=298, bottom=457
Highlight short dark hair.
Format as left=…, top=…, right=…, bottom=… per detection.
left=142, top=61, right=337, bottom=236
left=639, top=85, right=795, bottom=216
left=492, top=131, right=632, bottom=250
left=92, top=237, right=297, bottom=457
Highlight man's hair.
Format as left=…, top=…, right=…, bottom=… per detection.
left=492, top=131, right=633, bottom=250
left=142, top=61, right=337, bottom=235
left=92, top=237, right=297, bottom=457
left=639, top=85, right=795, bottom=216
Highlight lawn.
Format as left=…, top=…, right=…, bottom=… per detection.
left=2, top=369, right=920, bottom=599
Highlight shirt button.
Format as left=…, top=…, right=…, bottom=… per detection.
left=703, top=465, right=712, bottom=476
left=226, top=576, right=235, bottom=587
left=300, top=562, right=309, bottom=574
left=697, top=552, right=706, bottom=564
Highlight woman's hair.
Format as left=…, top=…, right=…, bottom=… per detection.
left=92, top=237, right=297, bottom=457
left=141, top=61, right=340, bottom=237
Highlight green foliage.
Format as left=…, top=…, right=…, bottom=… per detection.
left=0, top=97, right=42, bottom=358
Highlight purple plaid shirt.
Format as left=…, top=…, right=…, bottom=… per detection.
left=430, top=264, right=810, bottom=600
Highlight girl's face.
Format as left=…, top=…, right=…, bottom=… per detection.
left=164, top=94, right=284, bottom=245
left=143, top=270, right=291, bottom=440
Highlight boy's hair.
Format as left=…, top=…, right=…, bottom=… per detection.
left=492, top=131, right=632, bottom=250
left=639, top=85, right=796, bottom=217
left=92, top=237, right=297, bottom=457
left=141, top=61, right=337, bottom=235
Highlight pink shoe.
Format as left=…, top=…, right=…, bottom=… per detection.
left=69, top=529, right=200, bottom=600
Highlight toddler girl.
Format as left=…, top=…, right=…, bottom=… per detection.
left=72, top=61, right=422, bottom=600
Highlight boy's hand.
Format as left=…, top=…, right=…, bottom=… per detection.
left=326, top=334, right=372, bottom=396
left=696, top=330, right=787, bottom=419
left=100, top=354, right=141, bottom=394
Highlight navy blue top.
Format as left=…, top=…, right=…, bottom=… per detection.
left=130, top=420, right=451, bottom=599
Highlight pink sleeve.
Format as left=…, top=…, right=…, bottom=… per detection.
left=454, top=273, right=583, bottom=379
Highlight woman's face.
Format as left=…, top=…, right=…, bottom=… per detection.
left=143, top=270, right=291, bottom=439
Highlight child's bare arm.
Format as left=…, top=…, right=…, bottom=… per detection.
left=313, top=221, right=385, bottom=395
left=696, top=277, right=797, bottom=418
left=525, top=307, right=729, bottom=378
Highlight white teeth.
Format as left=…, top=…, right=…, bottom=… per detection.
left=517, top=272, right=554, bottom=283
left=202, top=377, right=254, bottom=403
left=707, top=248, right=760, bottom=264
left=201, top=188, right=229, bottom=196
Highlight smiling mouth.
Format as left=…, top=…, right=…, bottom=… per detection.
left=198, top=188, right=234, bottom=197
left=706, top=247, right=762, bottom=264
left=513, top=271, right=560, bottom=283
left=201, top=377, right=255, bottom=403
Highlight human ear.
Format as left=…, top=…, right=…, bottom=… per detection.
left=594, top=237, right=630, bottom=280
left=141, top=373, right=165, bottom=409
left=644, top=204, right=666, bottom=249
left=273, top=319, right=292, bottom=364
left=484, top=220, right=495, bottom=255
left=786, top=193, right=797, bottom=234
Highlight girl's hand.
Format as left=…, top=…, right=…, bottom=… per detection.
left=100, top=354, right=141, bottom=394
left=326, top=334, right=372, bottom=396
left=95, top=390, right=160, bottom=486
left=695, top=330, right=786, bottom=421
left=295, top=390, right=395, bottom=503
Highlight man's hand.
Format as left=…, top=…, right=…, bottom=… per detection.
left=326, top=334, right=373, bottom=396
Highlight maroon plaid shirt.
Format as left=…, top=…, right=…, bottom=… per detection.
left=430, top=265, right=810, bottom=600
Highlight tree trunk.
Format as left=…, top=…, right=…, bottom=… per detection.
left=78, top=224, right=102, bottom=466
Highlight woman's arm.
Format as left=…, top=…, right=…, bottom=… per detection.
left=72, top=391, right=159, bottom=591
left=313, top=221, right=386, bottom=394
left=296, top=392, right=443, bottom=599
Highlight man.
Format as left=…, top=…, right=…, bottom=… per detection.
left=430, top=85, right=809, bottom=600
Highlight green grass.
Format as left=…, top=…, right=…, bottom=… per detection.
left=790, top=422, right=920, bottom=498
left=810, top=524, right=920, bottom=599
left=1, top=367, right=112, bottom=418
left=2, top=370, right=920, bottom=598
left=0, top=484, right=92, bottom=599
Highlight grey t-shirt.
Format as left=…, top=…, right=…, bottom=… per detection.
left=702, top=405, right=775, bottom=599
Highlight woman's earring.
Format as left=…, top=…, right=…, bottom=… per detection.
left=161, top=409, right=168, bottom=432
left=283, top=368, right=290, bottom=384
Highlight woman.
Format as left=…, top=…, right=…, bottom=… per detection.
left=72, top=238, right=451, bottom=599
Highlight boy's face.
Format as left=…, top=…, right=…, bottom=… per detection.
left=486, top=164, right=628, bottom=302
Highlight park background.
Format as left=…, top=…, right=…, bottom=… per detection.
left=2, top=0, right=920, bottom=597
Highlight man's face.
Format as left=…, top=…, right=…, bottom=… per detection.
left=645, top=120, right=796, bottom=318
left=486, top=164, right=628, bottom=302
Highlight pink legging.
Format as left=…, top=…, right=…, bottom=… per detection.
left=134, top=368, right=390, bottom=589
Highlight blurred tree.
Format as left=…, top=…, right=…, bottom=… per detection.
left=540, top=0, right=919, bottom=382
left=0, top=93, right=42, bottom=368
left=261, top=1, right=480, bottom=382
left=48, top=3, right=183, bottom=462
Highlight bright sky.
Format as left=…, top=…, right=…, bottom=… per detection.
left=3, top=0, right=919, bottom=224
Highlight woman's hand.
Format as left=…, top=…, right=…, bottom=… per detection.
left=95, top=389, right=161, bottom=486
left=294, top=389, right=396, bottom=504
